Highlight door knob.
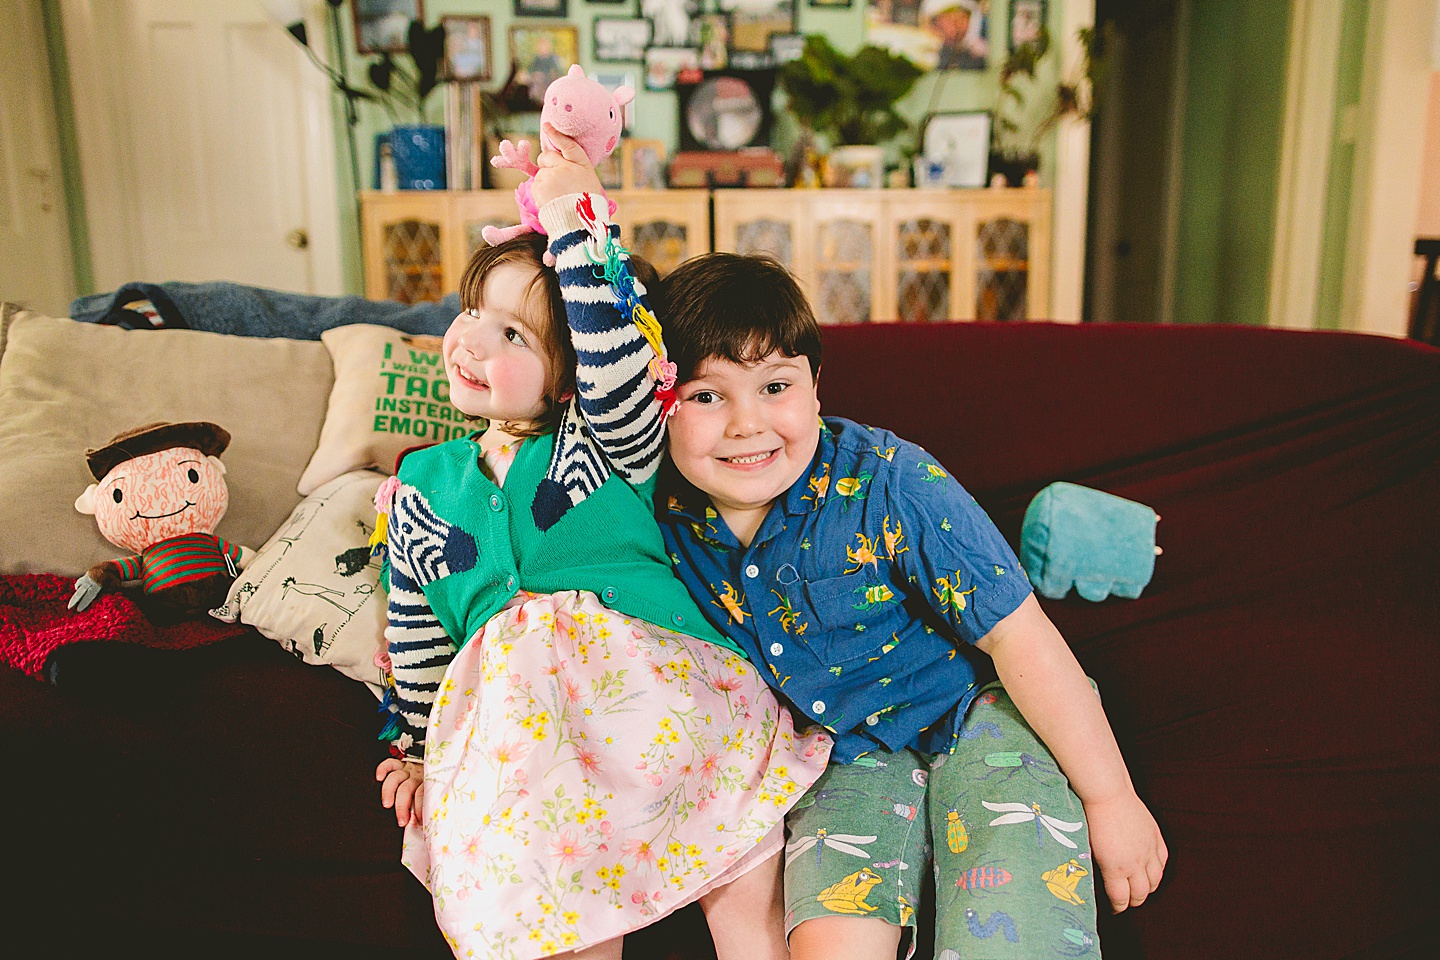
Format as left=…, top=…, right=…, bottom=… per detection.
left=287, top=228, right=310, bottom=250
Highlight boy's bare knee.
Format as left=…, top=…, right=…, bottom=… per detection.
left=789, top=915, right=902, bottom=960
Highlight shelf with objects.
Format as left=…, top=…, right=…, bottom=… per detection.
left=712, top=188, right=1052, bottom=324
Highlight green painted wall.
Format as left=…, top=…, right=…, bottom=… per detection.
left=1314, top=0, right=1369, bottom=331
left=1172, top=0, right=1291, bottom=326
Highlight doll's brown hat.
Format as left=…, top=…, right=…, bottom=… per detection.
left=85, top=421, right=231, bottom=481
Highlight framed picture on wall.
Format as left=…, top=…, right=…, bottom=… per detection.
left=922, top=110, right=992, bottom=188
left=353, top=0, right=422, bottom=54
left=768, top=32, right=805, bottom=64
left=514, top=0, right=568, bottom=18
left=691, top=13, right=732, bottom=70
left=622, top=138, right=668, bottom=190
left=441, top=15, right=491, bottom=81
left=1009, top=0, right=1046, bottom=51
left=808, top=0, right=852, bottom=7
left=509, top=23, right=579, bottom=111
left=643, top=46, right=701, bottom=92
left=725, top=0, right=795, bottom=54
left=594, top=18, right=651, bottom=62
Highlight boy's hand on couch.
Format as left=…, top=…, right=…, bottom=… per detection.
left=376, top=757, right=425, bottom=827
left=1087, top=789, right=1168, bottom=913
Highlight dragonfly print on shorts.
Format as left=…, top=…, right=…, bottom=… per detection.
left=982, top=800, right=1085, bottom=848
left=785, top=827, right=877, bottom=867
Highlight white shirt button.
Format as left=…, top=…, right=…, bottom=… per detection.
left=744, top=564, right=760, bottom=578
left=812, top=700, right=826, bottom=714
left=769, top=642, right=784, bottom=656
left=865, top=714, right=880, bottom=726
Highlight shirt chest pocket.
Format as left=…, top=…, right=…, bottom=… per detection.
left=793, top=574, right=898, bottom=668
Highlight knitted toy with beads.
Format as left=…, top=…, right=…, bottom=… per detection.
left=69, top=421, right=253, bottom=616
left=481, top=65, right=634, bottom=265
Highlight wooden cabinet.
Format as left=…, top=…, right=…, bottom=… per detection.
left=713, top=188, right=1052, bottom=324
left=360, top=188, right=1051, bottom=321
left=361, top=189, right=710, bottom=303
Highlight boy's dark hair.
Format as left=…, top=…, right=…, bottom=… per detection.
left=657, top=253, right=821, bottom=382
left=455, top=232, right=660, bottom=435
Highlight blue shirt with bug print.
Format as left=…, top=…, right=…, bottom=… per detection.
left=659, top=417, right=1034, bottom=763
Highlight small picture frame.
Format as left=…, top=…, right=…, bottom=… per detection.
left=441, top=15, right=491, bottom=82
left=595, top=151, right=624, bottom=191
left=623, top=138, right=668, bottom=190
left=644, top=46, right=701, bottom=92
left=728, top=0, right=795, bottom=54
left=922, top=110, right=992, bottom=188
left=1009, top=0, right=1047, bottom=51
left=594, top=70, right=638, bottom=131
left=808, top=0, right=853, bottom=6
left=825, top=144, right=885, bottom=188
left=593, top=18, right=651, bottom=63
left=352, top=0, right=422, bottom=55
left=768, top=32, right=805, bottom=64
left=513, top=0, right=568, bottom=18
left=509, top=24, right=580, bottom=112
left=691, top=13, right=731, bottom=70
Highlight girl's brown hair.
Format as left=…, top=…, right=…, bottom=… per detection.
left=454, top=233, right=663, bottom=437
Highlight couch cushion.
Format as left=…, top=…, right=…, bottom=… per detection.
left=296, top=324, right=471, bottom=496
left=211, top=468, right=389, bottom=694
left=0, top=314, right=333, bottom=576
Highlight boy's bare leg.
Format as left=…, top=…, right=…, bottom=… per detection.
left=550, top=937, right=622, bottom=960
left=699, top=851, right=789, bottom=960
left=789, top=916, right=902, bottom=960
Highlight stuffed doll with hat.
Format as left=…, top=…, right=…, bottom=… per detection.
left=482, top=65, right=633, bottom=265
left=69, top=421, right=253, bottom=616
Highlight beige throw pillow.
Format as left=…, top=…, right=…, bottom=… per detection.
left=296, top=324, right=472, bottom=495
left=210, top=469, right=388, bottom=696
left=0, top=314, right=333, bottom=576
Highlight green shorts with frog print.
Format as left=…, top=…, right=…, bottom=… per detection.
left=783, top=681, right=1100, bottom=959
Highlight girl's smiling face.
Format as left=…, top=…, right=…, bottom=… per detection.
left=443, top=261, right=554, bottom=425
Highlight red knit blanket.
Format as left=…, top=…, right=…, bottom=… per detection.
left=0, top=573, right=248, bottom=678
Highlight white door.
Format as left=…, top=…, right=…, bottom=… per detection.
left=0, top=0, right=77, bottom=316
left=64, top=0, right=341, bottom=295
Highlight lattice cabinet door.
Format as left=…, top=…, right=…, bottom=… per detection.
left=449, top=192, right=525, bottom=291
left=615, top=190, right=710, bottom=278
left=970, top=188, right=1051, bottom=321
left=361, top=192, right=450, bottom=304
left=713, top=189, right=809, bottom=276
left=885, top=195, right=964, bottom=323
left=805, top=191, right=884, bottom=325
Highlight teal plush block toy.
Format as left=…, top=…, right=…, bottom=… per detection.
left=1020, top=482, right=1161, bottom=601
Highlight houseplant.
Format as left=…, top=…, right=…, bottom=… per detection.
left=990, top=24, right=1106, bottom=185
left=356, top=19, right=447, bottom=189
left=777, top=35, right=923, bottom=186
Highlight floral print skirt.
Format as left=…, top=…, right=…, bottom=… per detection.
left=403, top=590, right=832, bottom=959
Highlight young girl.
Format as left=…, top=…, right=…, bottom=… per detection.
left=373, top=128, right=831, bottom=960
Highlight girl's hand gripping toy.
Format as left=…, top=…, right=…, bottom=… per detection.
left=481, top=65, right=634, bottom=265
left=69, top=421, right=253, bottom=616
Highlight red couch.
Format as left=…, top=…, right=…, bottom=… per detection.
left=5, top=321, right=1437, bottom=958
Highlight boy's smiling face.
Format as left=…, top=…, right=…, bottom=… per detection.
left=668, top=350, right=822, bottom=543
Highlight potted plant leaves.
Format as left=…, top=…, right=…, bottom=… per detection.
left=777, top=35, right=923, bottom=187
left=991, top=24, right=1107, bottom=186
left=363, top=19, right=447, bottom=189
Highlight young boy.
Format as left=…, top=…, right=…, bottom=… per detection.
left=655, top=254, right=1166, bottom=959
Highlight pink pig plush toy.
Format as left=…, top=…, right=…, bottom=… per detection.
left=481, top=65, right=634, bottom=264
left=69, top=421, right=253, bottom=616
